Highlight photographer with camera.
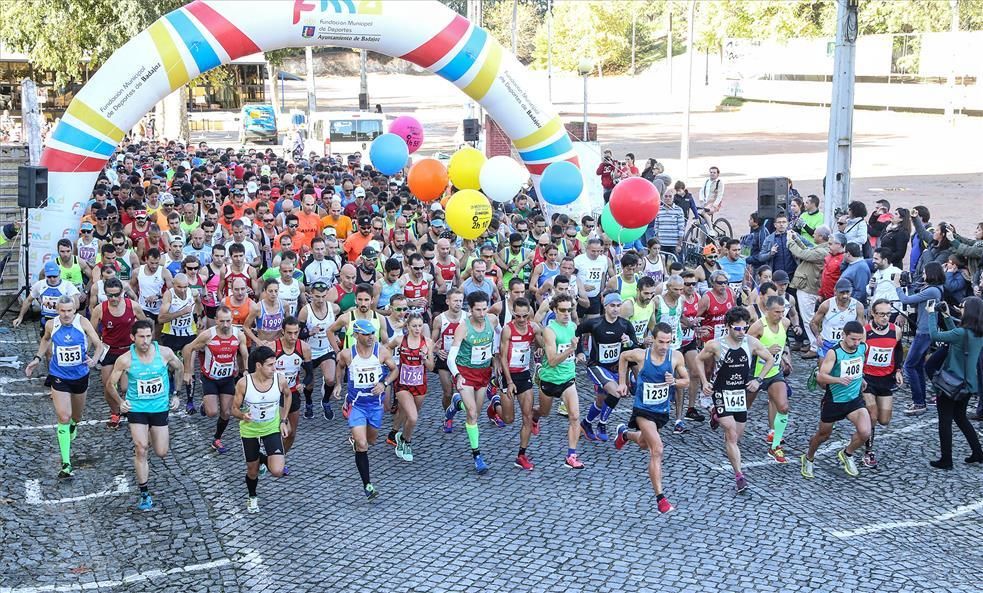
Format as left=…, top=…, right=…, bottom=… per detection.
left=596, top=150, right=617, bottom=202
left=894, top=261, right=946, bottom=416
left=788, top=225, right=832, bottom=358
left=950, top=222, right=983, bottom=286
left=912, top=214, right=953, bottom=285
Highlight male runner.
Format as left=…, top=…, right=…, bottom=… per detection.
left=810, top=278, right=865, bottom=361
left=298, top=281, right=339, bottom=420
left=535, top=293, right=585, bottom=469
left=652, top=275, right=690, bottom=433
left=24, top=297, right=104, bottom=478
left=158, top=273, right=200, bottom=413
left=801, top=321, right=872, bottom=478
left=106, top=320, right=183, bottom=510
left=273, top=317, right=313, bottom=467
left=748, top=295, right=793, bottom=463
left=695, top=307, right=776, bottom=493
left=495, top=297, right=539, bottom=470
left=861, top=299, right=904, bottom=467
left=432, top=289, right=464, bottom=432
left=614, top=323, right=689, bottom=513
left=326, top=284, right=386, bottom=351
left=90, top=278, right=147, bottom=428
left=444, top=290, right=500, bottom=474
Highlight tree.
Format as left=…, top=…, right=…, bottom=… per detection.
left=482, top=0, right=539, bottom=64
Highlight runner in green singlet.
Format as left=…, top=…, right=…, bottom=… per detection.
left=620, top=276, right=657, bottom=349
left=748, top=295, right=793, bottom=464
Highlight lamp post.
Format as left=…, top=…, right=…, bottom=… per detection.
left=577, top=58, right=593, bottom=141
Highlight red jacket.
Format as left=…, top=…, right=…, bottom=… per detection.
left=819, top=252, right=845, bottom=299
left=595, top=162, right=616, bottom=190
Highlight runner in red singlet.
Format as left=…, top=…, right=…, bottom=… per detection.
left=678, top=271, right=708, bottom=423
left=386, top=314, right=434, bottom=462
left=697, top=271, right=736, bottom=344
left=273, top=318, right=313, bottom=464
left=90, top=277, right=147, bottom=428
left=431, top=238, right=459, bottom=315
left=431, top=289, right=464, bottom=432
left=401, top=253, right=433, bottom=321
left=494, top=298, right=539, bottom=470
left=860, top=298, right=904, bottom=468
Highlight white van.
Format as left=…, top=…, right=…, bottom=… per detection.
left=308, top=112, right=387, bottom=159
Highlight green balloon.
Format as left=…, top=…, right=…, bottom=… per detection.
left=601, top=204, right=647, bottom=244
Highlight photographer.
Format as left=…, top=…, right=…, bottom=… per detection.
left=943, top=254, right=972, bottom=305
left=595, top=150, right=617, bottom=202
left=950, top=222, right=983, bottom=286
left=913, top=215, right=953, bottom=284
left=894, top=261, right=946, bottom=415
left=876, top=207, right=911, bottom=270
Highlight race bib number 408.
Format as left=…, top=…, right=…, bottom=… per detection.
left=840, top=358, right=862, bottom=380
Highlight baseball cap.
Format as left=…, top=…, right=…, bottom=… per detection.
left=361, top=245, right=379, bottom=259
left=43, top=261, right=60, bottom=277
left=169, top=235, right=185, bottom=246
left=430, top=219, right=446, bottom=229
left=702, top=244, right=719, bottom=256
left=160, top=193, right=175, bottom=204
left=772, top=270, right=790, bottom=284
left=135, top=210, right=148, bottom=218
left=603, top=292, right=623, bottom=307
left=352, top=319, right=376, bottom=335
left=430, top=202, right=444, bottom=212
left=834, top=278, right=853, bottom=293
left=354, top=187, right=366, bottom=198
left=246, top=181, right=258, bottom=194
left=80, top=222, right=94, bottom=231
left=358, top=215, right=372, bottom=228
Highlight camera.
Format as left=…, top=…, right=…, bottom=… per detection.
left=899, top=271, right=912, bottom=288
left=792, top=218, right=805, bottom=232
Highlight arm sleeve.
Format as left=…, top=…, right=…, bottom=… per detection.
left=447, top=344, right=461, bottom=377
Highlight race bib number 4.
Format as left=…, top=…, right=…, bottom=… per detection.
left=399, top=364, right=424, bottom=386
left=470, top=343, right=492, bottom=365
left=866, top=346, right=892, bottom=368
left=55, top=345, right=83, bottom=366
left=642, top=383, right=670, bottom=406
left=509, top=343, right=530, bottom=369
left=136, top=377, right=164, bottom=399
left=840, top=358, right=863, bottom=380
left=722, top=389, right=747, bottom=413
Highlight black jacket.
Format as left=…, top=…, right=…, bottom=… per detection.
left=878, top=227, right=910, bottom=269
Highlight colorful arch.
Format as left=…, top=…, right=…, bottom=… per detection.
left=33, top=0, right=591, bottom=275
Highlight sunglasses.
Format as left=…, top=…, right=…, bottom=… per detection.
left=372, top=227, right=383, bottom=231
left=186, top=265, right=200, bottom=271
left=81, top=229, right=92, bottom=233
left=264, top=218, right=274, bottom=223
left=714, top=280, right=728, bottom=285
left=97, top=217, right=108, bottom=221
left=684, top=282, right=697, bottom=287
left=730, top=326, right=747, bottom=332
left=392, top=307, right=407, bottom=312
left=288, top=224, right=299, bottom=229
left=557, top=307, right=573, bottom=313
left=412, top=266, right=424, bottom=271
left=106, top=291, right=122, bottom=298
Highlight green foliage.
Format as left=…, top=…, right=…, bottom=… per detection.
left=481, top=0, right=539, bottom=63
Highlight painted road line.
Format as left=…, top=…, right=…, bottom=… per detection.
left=832, top=499, right=983, bottom=538
left=25, top=475, right=128, bottom=505
left=0, top=550, right=262, bottom=593
left=0, top=420, right=103, bottom=431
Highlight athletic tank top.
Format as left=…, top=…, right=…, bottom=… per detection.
left=137, top=265, right=165, bottom=313
left=274, top=339, right=304, bottom=392
left=753, top=321, right=786, bottom=379
left=820, top=298, right=859, bottom=343
left=347, top=344, right=385, bottom=406
left=226, top=267, right=254, bottom=298
left=256, top=300, right=284, bottom=335
left=240, top=372, right=281, bottom=438
left=863, top=323, right=898, bottom=377
left=162, top=289, right=196, bottom=336
left=223, top=296, right=252, bottom=333
left=278, top=278, right=301, bottom=317
left=655, top=295, right=683, bottom=349
left=628, top=298, right=655, bottom=344
left=537, top=261, right=560, bottom=288
left=506, top=320, right=534, bottom=373
left=378, top=279, right=403, bottom=310
left=77, top=239, right=99, bottom=267
left=345, top=313, right=383, bottom=349
left=404, top=278, right=430, bottom=316
left=304, top=303, right=336, bottom=358
left=438, top=313, right=461, bottom=352
left=49, top=314, right=88, bottom=380
left=702, top=289, right=735, bottom=343
left=681, top=294, right=700, bottom=345
left=633, top=346, right=675, bottom=415
left=199, top=327, right=240, bottom=381
left=396, top=335, right=427, bottom=388
left=713, top=337, right=752, bottom=413
left=642, top=255, right=665, bottom=284
left=118, top=250, right=134, bottom=281
left=539, top=319, right=576, bottom=383
left=125, top=343, right=170, bottom=414
left=336, top=284, right=356, bottom=313
left=203, top=265, right=222, bottom=307
left=456, top=315, right=494, bottom=369
left=616, top=275, right=638, bottom=302
left=58, top=258, right=84, bottom=290
left=828, top=343, right=866, bottom=403
left=435, top=259, right=457, bottom=282
left=101, top=299, right=135, bottom=354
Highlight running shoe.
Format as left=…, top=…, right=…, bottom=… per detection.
left=364, top=483, right=378, bottom=500
left=487, top=401, right=505, bottom=428
left=341, top=400, right=351, bottom=420
left=386, top=431, right=398, bottom=447
left=657, top=497, right=675, bottom=514
left=763, top=430, right=786, bottom=446
left=259, top=463, right=267, bottom=476
left=837, top=449, right=859, bottom=477
left=580, top=419, right=598, bottom=442
left=862, top=450, right=878, bottom=468
left=557, top=401, right=569, bottom=417
left=393, top=432, right=404, bottom=459
left=247, top=497, right=259, bottom=513
left=800, top=454, right=814, bottom=479
left=186, top=400, right=196, bottom=415
left=138, top=493, right=153, bottom=511
left=595, top=423, right=609, bottom=442
left=198, top=403, right=206, bottom=416
left=685, top=407, right=705, bottom=422
left=531, top=418, right=541, bottom=436
left=474, top=454, right=490, bottom=474
left=445, top=393, right=462, bottom=421
left=401, top=441, right=414, bottom=462
left=613, top=424, right=629, bottom=450
left=735, top=474, right=749, bottom=493
left=905, top=403, right=927, bottom=416
left=673, top=420, right=689, bottom=435
left=564, top=453, right=585, bottom=469
left=323, top=401, right=335, bottom=420
left=709, top=409, right=720, bottom=431
left=443, top=419, right=454, bottom=433
left=211, top=439, right=227, bottom=454
left=107, top=413, right=121, bottom=429
left=767, top=446, right=788, bottom=464
left=304, top=403, right=314, bottom=419
left=282, top=465, right=290, bottom=476
left=514, top=454, right=534, bottom=471
left=57, top=463, right=73, bottom=479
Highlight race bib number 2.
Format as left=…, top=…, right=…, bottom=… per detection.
left=470, top=343, right=492, bottom=365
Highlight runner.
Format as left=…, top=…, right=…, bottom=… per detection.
left=327, top=264, right=358, bottom=314
left=573, top=238, right=610, bottom=319
left=678, top=271, right=707, bottom=423
left=401, top=253, right=433, bottom=320
left=696, top=270, right=736, bottom=345
left=105, top=320, right=183, bottom=510
left=861, top=299, right=904, bottom=467
left=652, top=275, right=690, bottom=433
left=158, top=273, right=201, bottom=414
left=231, top=347, right=292, bottom=513
left=810, top=278, right=865, bottom=362
left=24, top=297, right=105, bottom=479
left=432, top=289, right=464, bottom=432
left=444, top=290, right=500, bottom=474
left=333, top=319, right=398, bottom=499
left=181, top=307, right=249, bottom=454
left=273, top=317, right=313, bottom=466
left=12, top=260, right=80, bottom=332
left=578, top=291, right=641, bottom=443
left=298, top=281, right=339, bottom=420
left=748, top=295, right=793, bottom=463
left=223, top=277, right=253, bottom=335
left=801, top=321, right=872, bottom=479
left=496, top=298, right=539, bottom=470
left=534, top=293, right=585, bottom=469
left=387, top=313, right=435, bottom=462
left=245, top=280, right=285, bottom=349
left=695, top=307, right=776, bottom=493
left=614, top=323, right=690, bottom=513
left=89, top=278, right=148, bottom=428
left=130, top=248, right=172, bottom=326
left=326, top=284, right=386, bottom=351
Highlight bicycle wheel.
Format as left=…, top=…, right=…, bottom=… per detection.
left=713, top=217, right=733, bottom=240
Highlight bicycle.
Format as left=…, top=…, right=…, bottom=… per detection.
left=681, top=207, right=732, bottom=265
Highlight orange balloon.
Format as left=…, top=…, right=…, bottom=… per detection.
left=407, top=158, right=449, bottom=203
left=440, top=194, right=450, bottom=208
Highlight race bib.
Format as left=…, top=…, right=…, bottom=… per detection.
left=470, top=343, right=492, bottom=365
left=171, top=314, right=193, bottom=328
left=722, top=389, right=747, bottom=413
left=599, top=342, right=621, bottom=364
left=642, top=382, right=670, bottom=406
left=41, top=295, right=59, bottom=313
left=210, top=361, right=235, bottom=379
left=866, top=346, right=892, bottom=368
left=632, top=320, right=648, bottom=339
left=136, top=377, right=164, bottom=399
left=354, top=366, right=380, bottom=389
left=729, top=282, right=743, bottom=293
left=587, top=268, right=602, bottom=282
left=840, top=357, right=862, bottom=380
left=399, top=364, right=424, bottom=386
left=284, top=371, right=299, bottom=388
left=557, top=342, right=571, bottom=355
left=248, top=400, right=276, bottom=421
left=55, top=345, right=83, bottom=366
left=829, top=328, right=843, bottom=342
left=144, top=295, right=161, bottom=309
left=713, top=324, right=727, bottom=340
left=443, top=334, right=454, bottom=352
left=509, top=342, right=530, bottom=369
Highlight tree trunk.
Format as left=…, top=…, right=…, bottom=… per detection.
left=267, top=60, right=281, bottom=116
left=159, top=87, right=189, bottom=144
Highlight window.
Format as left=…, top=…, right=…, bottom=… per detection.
left=329, top=119, right=383, bottom=143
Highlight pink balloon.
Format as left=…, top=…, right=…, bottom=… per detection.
left=388, top=116, right=425, bottom=154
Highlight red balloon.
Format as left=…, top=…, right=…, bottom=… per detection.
left=609, top=177, right=661, bottom=229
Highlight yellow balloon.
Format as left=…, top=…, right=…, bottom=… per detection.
left=446, top=189, right=492, bottom=240
left=448, top=147, right=486, bottom=190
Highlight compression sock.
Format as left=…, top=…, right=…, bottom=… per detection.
left=214, top=417, right=229, bottom=440
left=354, top=451, right=370, bottom=486
left=322, top=383, right=332, bottom=404
left=772, top=412, right=789, bottom=450
left=600, top=394, right=620, bottom=423
left=518, top=447, right=527, bottom=457
left=585, top=402, right=602, bottom=422
left=56, top=423, right=71, bottom=465
left=866, top=424, right=876, bottom=451
left=245, top=475, right=258, bottom=497
left=304, top=385, right=314, bottom=405
left=456, top=398, right=466, bottom=412
left=69, top=419, right=78, bottom=442
left=139, top=481, right=149, bottom=494
left=567, top=448, right=576, bottom=457
left=466, top=423, right=480, bottom=452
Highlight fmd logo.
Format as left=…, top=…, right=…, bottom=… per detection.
left=292, top=0, right=381, bottom=25
left=301, top=25, right=315, bottom=38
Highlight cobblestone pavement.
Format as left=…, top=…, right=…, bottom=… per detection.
left=1, top=322, right=982, bottom=593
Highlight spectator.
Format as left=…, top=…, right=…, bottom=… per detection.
left=754, top=213, right=797, bottom=279
left=838, top=243, right=872, bottom=305
left=943, top=254, right=972, bottom=305
left=866, top=198, right=893, bottom=246
left=913, top=218, right=953, bottom=283
left=596, top=149, right=617, bottom=201
left=869, top=248, right=902, bottom=314
left=840, top=200, right=869, bottom=255
left=895, top=261, right=946, bottom=415
left=672, top=180, right=699, bottom=221
left=876, top=207, right=911, bottom=270
left=651, top=190, right=685, bottom=254
left=817, top=232, right=847, bottom=301
left=797, top=194, right=824, bottom=243
left=910, top=205, right=934, bottom=272
left=744, top=212, right=770, bottom=265
left=698, top=166, right=725, bottom=214
left=788, top=225, right=831, bottom=358
left=951, top=222, right=983, bottom=285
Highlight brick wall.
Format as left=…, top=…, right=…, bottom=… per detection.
left=0, top=144, right=27, bottom=307
left=565, top=122, right=596, bottom=142
left=484, top=116, right=514, bottom=158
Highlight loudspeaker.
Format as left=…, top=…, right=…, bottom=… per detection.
left=18, top=165, right=48, bottom=209
left=463, top=118, right=480, bottom=142
left=358, top=93, right=369, bottom=111
left=757, top=176, right=789, bottom=220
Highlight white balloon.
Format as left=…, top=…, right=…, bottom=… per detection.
left=479, top=156, right=529, bottom=203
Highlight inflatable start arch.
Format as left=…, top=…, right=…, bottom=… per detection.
left=33, top=0, right=586, bottom=275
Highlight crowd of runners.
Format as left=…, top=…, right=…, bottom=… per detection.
left=14, top=138, right=983, bottom=514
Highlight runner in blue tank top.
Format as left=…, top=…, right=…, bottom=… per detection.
left=25, top=296, right=104, bottom=480
left=614, top=323, right=689, bottom=514
left=106, top=319, right=183, bottom=511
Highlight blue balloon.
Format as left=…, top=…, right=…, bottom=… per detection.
left=540, top=161, right=583, bottom=206
left=369, top=133, right=410, bottom=176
